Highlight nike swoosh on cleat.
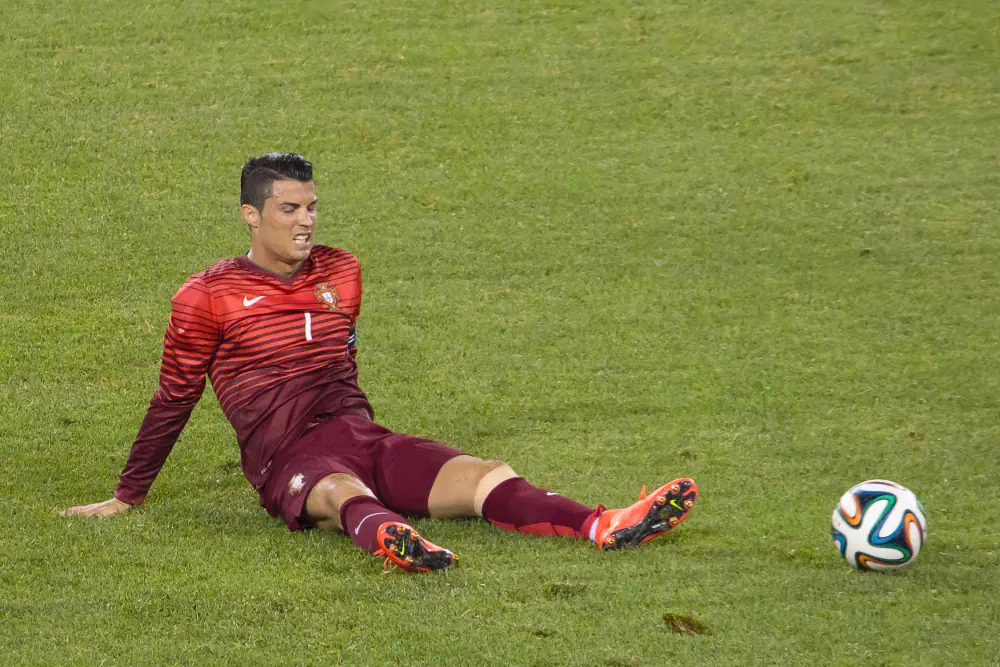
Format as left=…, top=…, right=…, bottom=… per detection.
left=669, top=499, right=683, bottom=511
left=243, top=295, right=265, bottom=307
left=545, top=492, right=560, bottom=496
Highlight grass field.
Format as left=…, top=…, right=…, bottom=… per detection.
left=2, top=0, right=999, bottom=664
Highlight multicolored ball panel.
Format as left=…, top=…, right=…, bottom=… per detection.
left=831, top=480, right=927, bottom=571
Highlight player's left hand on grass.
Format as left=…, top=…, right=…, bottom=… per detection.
left=60, top=497, right=132, bottom=518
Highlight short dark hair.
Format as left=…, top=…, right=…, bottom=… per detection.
left=240, top=152, right=313, bottom=212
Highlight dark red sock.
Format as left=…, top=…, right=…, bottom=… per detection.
left=338, top=496, right=408, bottom=554
left=481, top=477, right=599, bottom=538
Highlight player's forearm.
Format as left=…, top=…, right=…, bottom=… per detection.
left=114, top=396, right=197, bottom=505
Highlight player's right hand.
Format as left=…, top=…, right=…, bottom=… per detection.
left=60, top=497, right=132, bottom=518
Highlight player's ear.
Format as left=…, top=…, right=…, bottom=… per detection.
left=241, top=204, right=261, bottom=230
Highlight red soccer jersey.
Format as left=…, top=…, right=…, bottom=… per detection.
left=114, top=245, right=373, bottom=505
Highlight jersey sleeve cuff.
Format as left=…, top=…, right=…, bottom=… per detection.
left=113, top=487, right=144, bottom=507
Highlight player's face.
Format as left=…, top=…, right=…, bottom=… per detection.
left=243, top=179, right=317, bottom=276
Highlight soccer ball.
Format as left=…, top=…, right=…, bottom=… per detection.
left=831, top=479, right=927, bottom=571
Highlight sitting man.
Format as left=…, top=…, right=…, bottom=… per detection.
left=62, top=152, right=698, bottom=572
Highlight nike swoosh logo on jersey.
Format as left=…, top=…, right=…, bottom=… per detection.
left=243, top=295, right=265, bottom=307
left=545, top=492, right=560, bottom=496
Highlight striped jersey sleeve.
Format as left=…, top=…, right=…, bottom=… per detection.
left=115, top=277, right=220, bottom=505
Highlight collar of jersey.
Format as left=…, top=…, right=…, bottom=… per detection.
left=238, top=251, right=312, bottom=285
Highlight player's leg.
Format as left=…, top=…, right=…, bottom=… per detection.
left=375, top=438, right=596, bottom=538
left=303, top=472, right=454, bottom=571
left=374, top=429, right=700, bottom=552
left=426, top=455, right=597, bottom=538
left=262, top=418, right=455, bottom=572
left=262, top=443, right=402, bottom=544
left=313, top=417, right=457, bottom=572
left=425, top=455, right=517, bottom=517
left=424, top=455, right=700, bottom=549
left=304, top=472, right=377, bottom=532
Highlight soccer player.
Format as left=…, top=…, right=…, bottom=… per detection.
left=62, top=153, right=698, bottom=572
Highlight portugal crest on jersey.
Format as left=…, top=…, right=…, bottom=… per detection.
left=313, top=282, right=342, bottom=312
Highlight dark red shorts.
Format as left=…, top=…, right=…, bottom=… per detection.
left=260, top=414, right=465, bottom=531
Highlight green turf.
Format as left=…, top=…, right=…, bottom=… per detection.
left=2, top=0, right=999, bottom=664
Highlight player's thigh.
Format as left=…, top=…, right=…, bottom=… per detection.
left=372, top=434, right=466, bottom=516
left=305, top=473, right=377, bottom=531
left=427, top=455, right=519, bottom=518
left=263, top=421, right=380, bottom=532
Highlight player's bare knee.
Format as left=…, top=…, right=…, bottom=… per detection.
left=477, top=459, right=510, bottom=474
left=306, top=474, right=374, bottom=518
left=472, top=460, right=519, bottom=516
left=428, top=457, right=516, bottom=518
left=307, top=477, right=339, bottom=511
left=470, top=459, right=514, bottom=485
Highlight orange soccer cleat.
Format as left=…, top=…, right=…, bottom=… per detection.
left=374, top=521, right=458, bottom=573
left=594, top=478, right=698, bottom=551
